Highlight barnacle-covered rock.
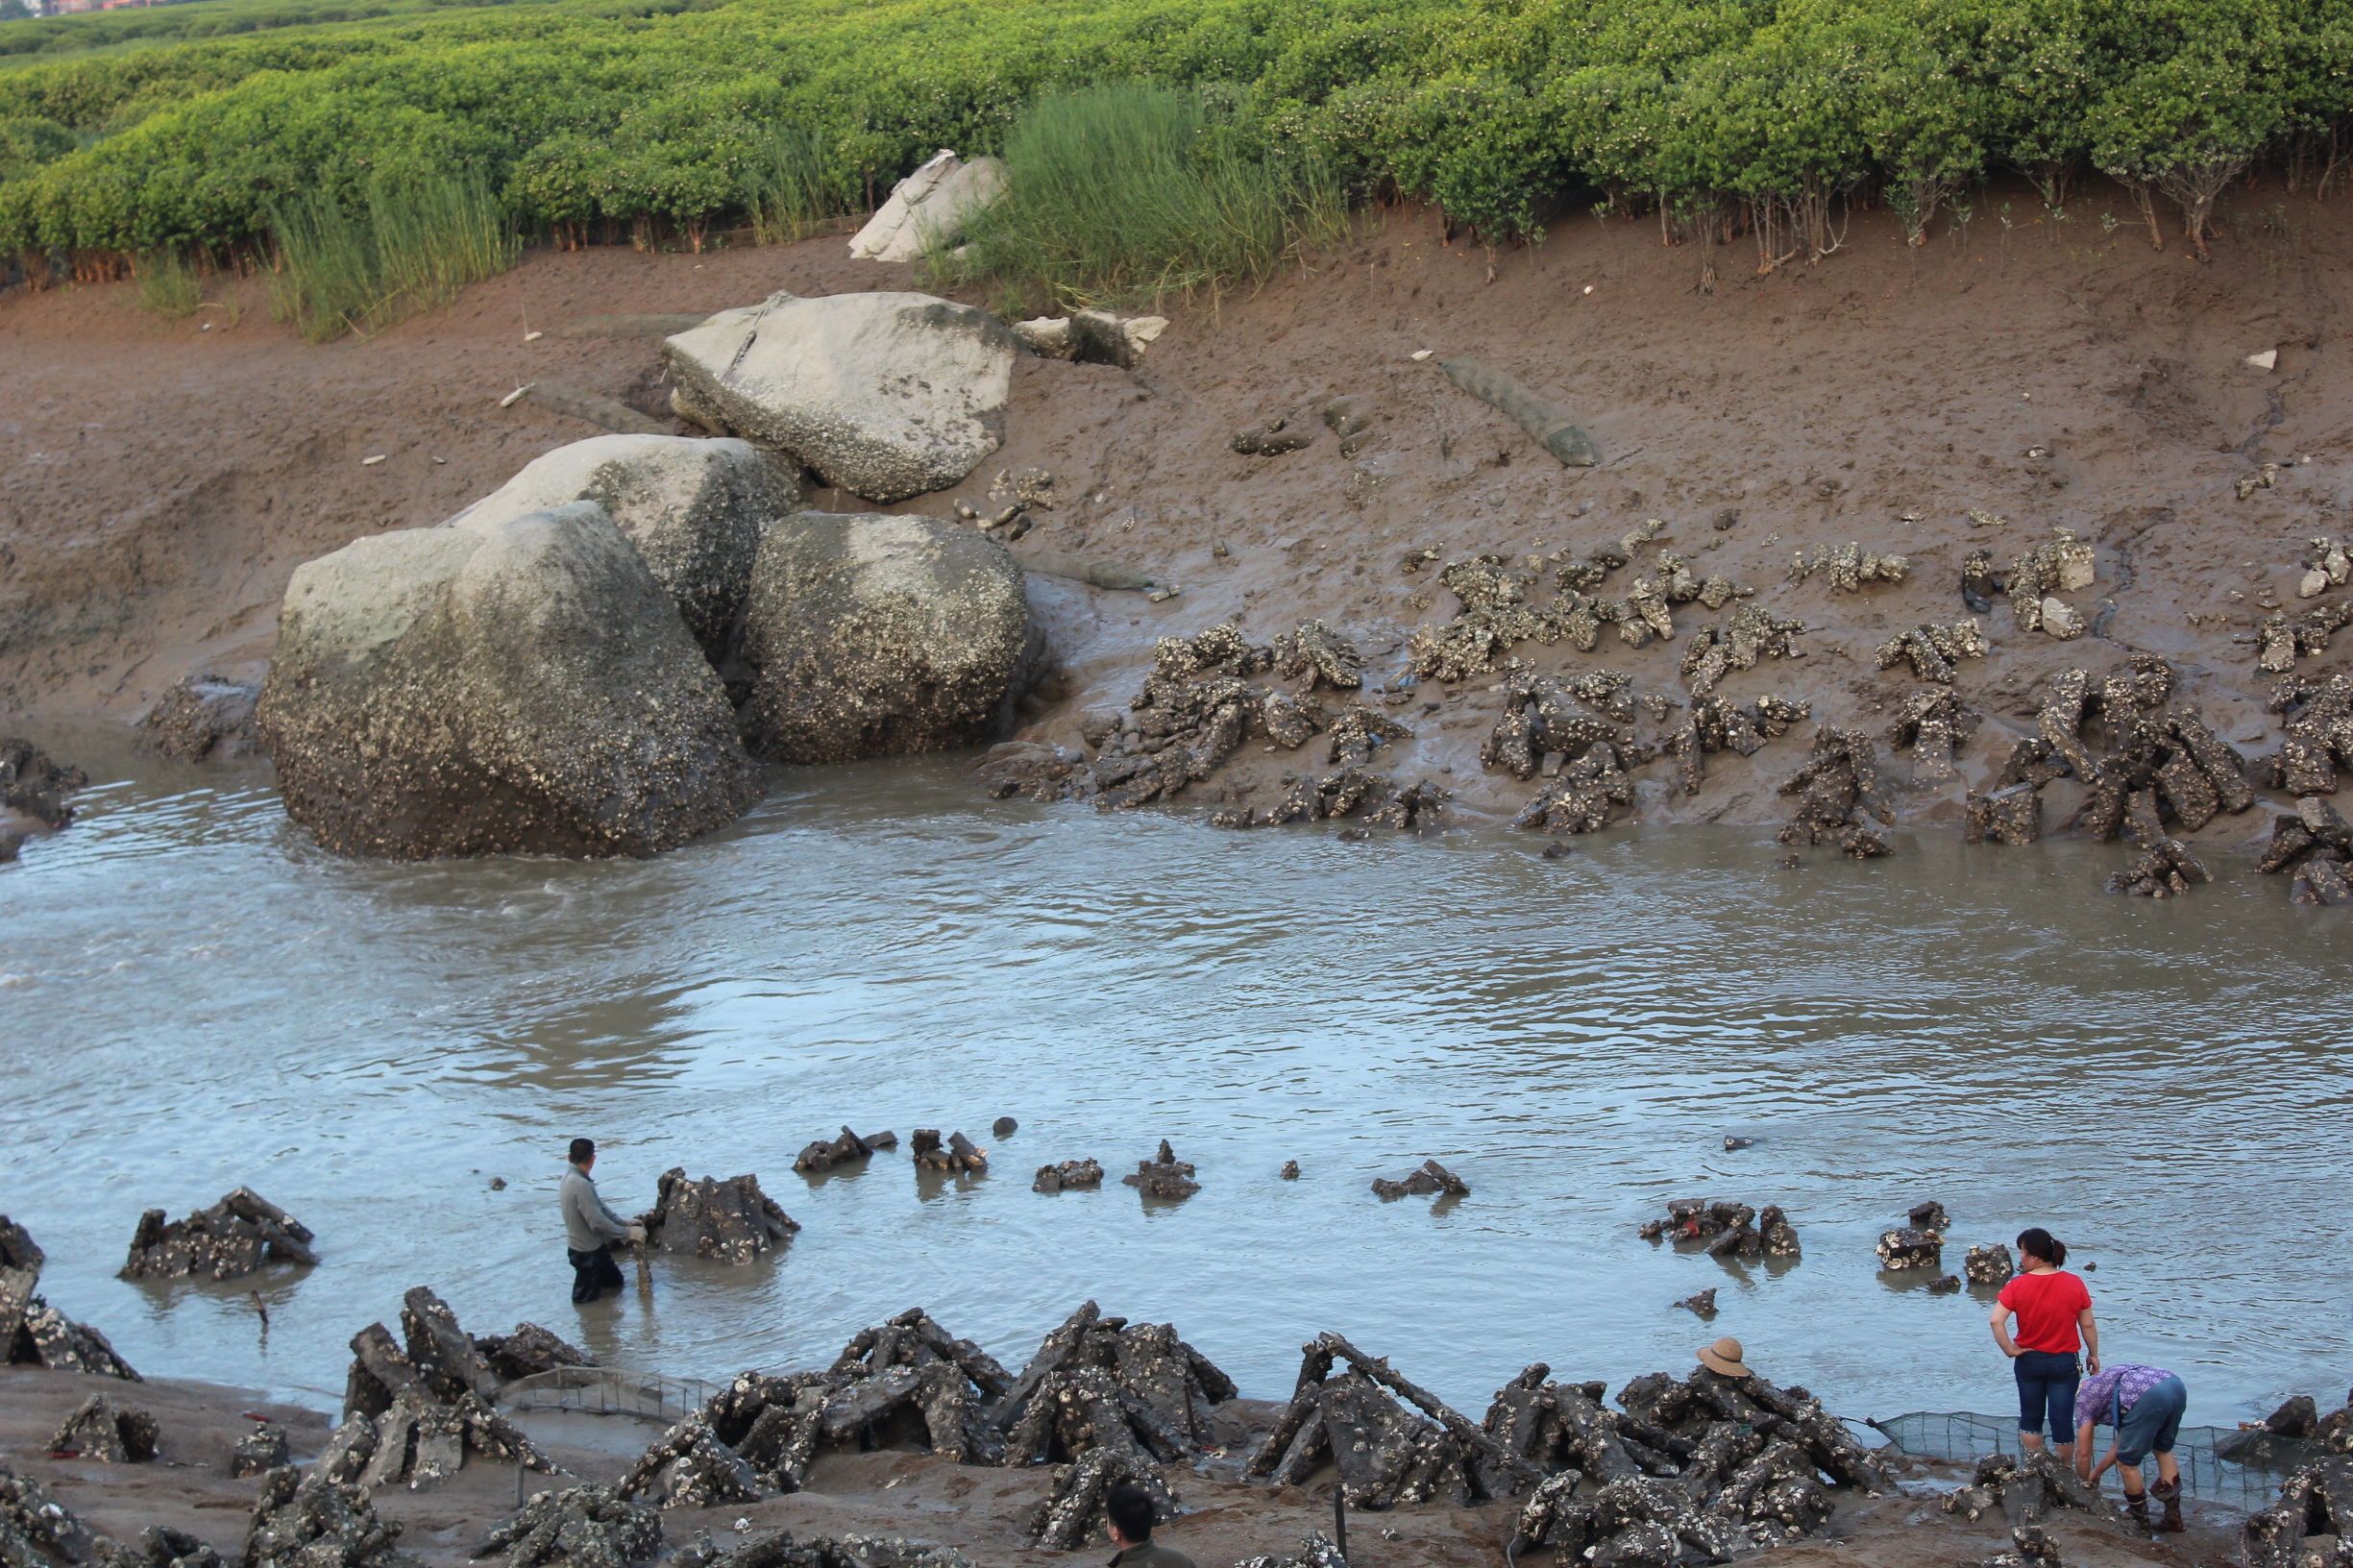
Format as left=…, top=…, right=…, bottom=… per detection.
left=692, top=1531, right=973, bottom=1568
left=476, top=1484, right=661, bottom=1568
left=1874, top=621, right=1988, bottom=685
left=1231, top=1532, right=1351, bottom=1568
left=1777, top=729, right=1892, bottom=858
left=1, top=1216, right=138, bottom=1380
left=1885, top=691, right=1977, bottom=779
left=640, top=1170, right=797, bottom=1264
left=1964, top=1244, right=2015, bottom=1286
left=1962, top=550, right=1999, bottom=613
left=1249, top=1334, right=1532, bottom=1508
left=1122, top=1140, right=1198, bottom=1200
left=245, top=1464, right=407, bottom=1568
left=2005, top=529, right=2096, bottom=634
left=2256, top=601, right=2353, bottom=674
left=2105, top=837, right=2210, bottom=897
left=910, top=1131, right=987, bottom=1174
left=48, top=1394, right=159, bottom=1462
left=997, top=1299, right=1235, bottom=1461
left=792, top=1128, right=895, bottom=1174
left=0, top=1463, right=110, bottom=1568
left=1679, top=604, right=1805, bottom=696
left=233, top=1425, right=292, bottom=1478
left=1516, top=745, right=1637, bottom=836
left=0, top=738, right=86, bottom=829
left=126, top=1190, right=317, bottom=1281
left=1029, top=1446, right=1179, bottom=1549
left=1942, top=1452, right=2115, bottom=1528
left=472, top=1322, right=592, bottom=1384
left=1370, top=1160, right=1468, bottom=1199
left=1787, top=542, right=1908, bottom=593
left=1875, top=1228, right=1942, bottom=1270
left=2266, top=673, right=2353, bottom=794
left=1032, top=1160, right=1103, bottom=1193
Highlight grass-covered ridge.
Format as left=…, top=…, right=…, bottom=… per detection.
left=2, top=0, right=2347, bottom=276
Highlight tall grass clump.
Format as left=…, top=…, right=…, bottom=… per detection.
left=944, top=85, right=1347, bottom=311
left=134, top=247, right=204, bottom=316
left=748, top=125, right=854, bottom=244
left=267, top=170, right=516, bottom=341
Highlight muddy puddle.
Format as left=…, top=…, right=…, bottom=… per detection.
left=1, top=738, right=2346, bottom=1429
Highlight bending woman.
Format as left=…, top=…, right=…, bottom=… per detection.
left=1990, top=1227, right=2097, bottom=1463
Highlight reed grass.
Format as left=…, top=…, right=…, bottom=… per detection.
left=266, top=170, right=517, bottom=341
left=134, top=247, right=205, bottom=316
left=748, top=125, right=853, bottom=244
left=940, top=85, right=1347, bottom=311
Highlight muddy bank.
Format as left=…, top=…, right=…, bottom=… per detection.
left=6, top=184, right=2353, bottom=870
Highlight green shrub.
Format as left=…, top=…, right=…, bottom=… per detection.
left=941, top=84, right=1347, bottom=310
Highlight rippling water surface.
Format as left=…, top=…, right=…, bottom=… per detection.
left=3, top=736, right=2347, bottom=1429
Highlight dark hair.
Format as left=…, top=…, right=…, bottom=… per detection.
left=1106, top=1482, right=1157, bottom=1543
left=2016, top=1227, right=2067, bottom=1267
left=569, top=1138, right=596, bottom=1164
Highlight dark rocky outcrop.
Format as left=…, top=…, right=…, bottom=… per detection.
left=640, top=1171, right=798, bottom=1264
left=1122, top=1140, right=1197, bottom=1200
left=1371, top=1160, right=1468, bottom=1199
left=1, top=737, right=85, bottom=830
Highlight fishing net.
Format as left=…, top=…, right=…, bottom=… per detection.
left=1869, top=1409, right=2317, bottom=1509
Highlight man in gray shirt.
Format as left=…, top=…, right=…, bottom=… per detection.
left=561, top=1138, right=644, bottom=1304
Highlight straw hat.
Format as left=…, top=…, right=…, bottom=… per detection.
left=1697, top=1336, right=1752, bottom=1379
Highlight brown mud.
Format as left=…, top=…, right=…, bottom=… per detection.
left=4, top=187, right=2350, bottom=856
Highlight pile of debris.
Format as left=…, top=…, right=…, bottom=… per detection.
left=1250, top=1332, right=1539, bottom=1508
left=477, top=1485, right=660, bottom=1568
left=1636, top=1201, right=1800, bottom=1261
left=337, top=1287, right=561, bottom=1486
left=1122, top=1141, right=1198, bottom=1200
left=1, top=1215, right=139, bottom=1379
left=121, top=1188, right=316, bottom=1280
left=640, top=1170, right=798, bottom=1262
left=1940, top=1452, right=2115, bottom=1526
left=911, top=1131, right=987, bottom=1175
left=1371, top=1161, right=1468, bottom=1200
left=2105, top=837, right=2210, bottom=897
left=1875, top=621, right=1989, bottom=685
left=2258, top=796, right=2353, bottom=904
left=1032, top=1160, right=1103, bottom=1194
left=1776, top=729, right=1893, bottom=858
left=793, top=1128, right=897, bottom=1174
left=246, top=1462, right=407, bottom=1568
left=47, top=1393, right=159, bottom=1461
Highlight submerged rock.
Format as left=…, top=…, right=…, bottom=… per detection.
left=1673, top=1289, right=1719, bottom=1317
left=911, top=1131, right=987, bottom=1174
left=735, top=512, right=1031, bottom=765
left=121, top=1188, right=315, bottom=1281
left=0, top=738, right=86, bottom=829
left=641, top=1171, right=798, bottom=1264
left=664, top=292, right=1014, bottom=502
left=792, top=1128, right=895, bottom=1174
left=1964, top=1243, right=2015, bottom=1286
left=135, top=676, right=262, bottom=762
left=2106, top=837, right=2210, bottom=897
left=1370, top=1160, right=1469, bottom=1199
left=258, top=502, right=758, bottom=860
left=1875, top=1228, right=1943, bottom=1270
left=448, top=434, right=799, bottom=657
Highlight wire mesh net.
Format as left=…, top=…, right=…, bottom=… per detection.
left=1869, top=1410, right=2316, bottom=1510
left=496, top=1365, right=714, bottom=1425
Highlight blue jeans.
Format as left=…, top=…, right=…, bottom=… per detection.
left=2116, top=1375, right=2187, bottom=1465
left=2014, top=1349, right=2081, bottom=1438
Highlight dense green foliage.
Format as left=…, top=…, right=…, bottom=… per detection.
left=1, top=0, right=2349, bottom=271
left=944, top=85, right=1346, bottom=308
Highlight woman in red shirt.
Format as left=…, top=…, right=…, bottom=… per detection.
left=1989, top=1227, right=2099, bottom=1461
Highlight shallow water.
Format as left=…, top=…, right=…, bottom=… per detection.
left=3, top=739, right=2347, bottom=1433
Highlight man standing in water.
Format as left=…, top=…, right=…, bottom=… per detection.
left=561, top=1138, right=644, bottom=1304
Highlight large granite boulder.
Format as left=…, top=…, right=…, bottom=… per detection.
left=662, top=292, right=1014, bottom=503
left=449, top=435, right=798, bottom=655
left=847, top=149, right=1007, bottom=263
left=258, top=502, right=760, bottom=859
left=736, top=512, right=1031, bottom=764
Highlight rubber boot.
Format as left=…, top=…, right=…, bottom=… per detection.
left=2123, top=1490, right=2150, bottom=1529
left=2152, top=1477, right=2185, bottom=1532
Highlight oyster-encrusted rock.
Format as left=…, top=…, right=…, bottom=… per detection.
left=245, top=1463, right=407, bottom=1568
left=476, top=1483, right=661, bottom=1568
left=1122, top=1140, right=1198, bottom=1200
left=911, top=1131, right=987, bottom=1174
left=640, top=1170, right=798, bottom=1264
left=122, top=1188, right=315, bottom=1281
left=135, top=675, right=263, bottom=763
left=1031, top=1160, right=1104, bottom=1194
left=1964, top=1244, right=2015, bottom=1286
left=1875, top=1228, right=1942, bottom=1270
left=1884, top=690, right=1978, bottom=779
left=48, top=1394, right=159, bottom=1462
left=1787, top=542, right=1908, bottom=593
left=1777, top=728, right=1893, bottom=858
left=1874, top=620, right=1989, bottom=685
left=1370, top=1160, right=1469, bottom=1199
left=1, top=1215, right=138, bottom=1380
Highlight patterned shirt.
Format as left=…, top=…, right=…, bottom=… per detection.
left=2075, top=1363, right=2173, bottom=1428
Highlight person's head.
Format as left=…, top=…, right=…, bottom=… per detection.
left=1105, top=1482, right=1156, bottom=1546
left=2016, top=1227, right=2067, bottom=1269
left=569, top=1138, right=596, bottom=1171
